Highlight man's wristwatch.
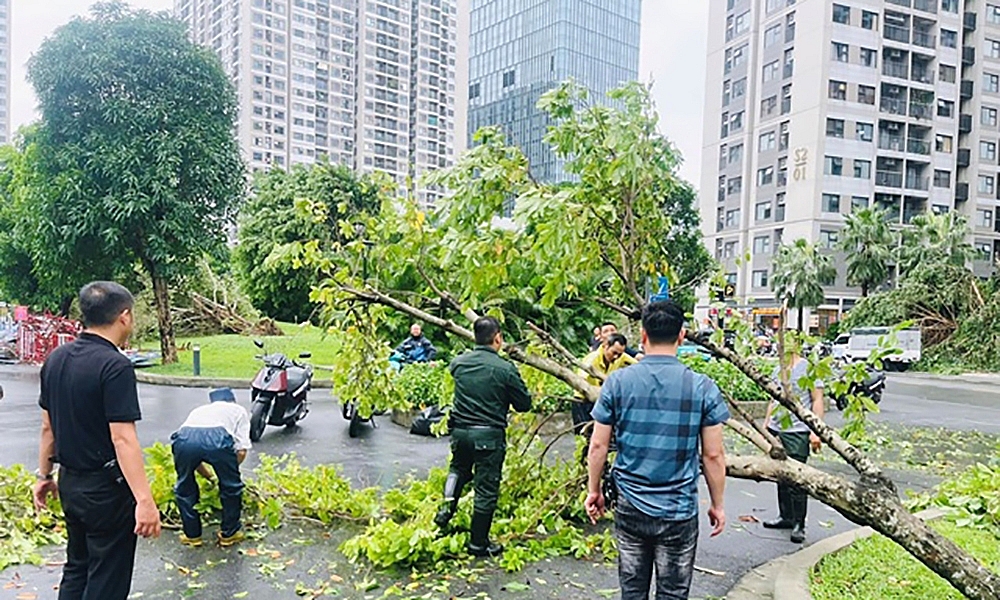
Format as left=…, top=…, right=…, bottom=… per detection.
left=35, top=469, right=55, bottom=481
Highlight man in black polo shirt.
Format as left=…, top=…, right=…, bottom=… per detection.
left=33, top=281, right=161, bottom=600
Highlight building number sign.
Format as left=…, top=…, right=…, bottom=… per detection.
left=792, top=147, right=808, bottom=181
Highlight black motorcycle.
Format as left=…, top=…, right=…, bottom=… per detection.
left=830, top=366, right=886, bottom=411
left=249, top=340, right=313, bottom=442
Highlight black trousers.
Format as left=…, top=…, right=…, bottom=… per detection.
left=773, top=430, right=811, bottom=525
left=448, top=428, right=506, bottom=516
left=58, top=468, right=137, bottom=600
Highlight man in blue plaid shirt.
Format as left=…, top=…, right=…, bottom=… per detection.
left=585, top=300, right=729, bottom=600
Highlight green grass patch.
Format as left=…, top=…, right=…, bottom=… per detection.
left=140, top=322, right=341, bottom=380
left=811, top=520, right=1000, bottom=599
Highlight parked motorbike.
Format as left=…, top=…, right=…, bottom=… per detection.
left=829, top=363, right=886, bottom=411
left=342, top=398, right=379, bottom=438
left=249, top=340, right=313, bottom=442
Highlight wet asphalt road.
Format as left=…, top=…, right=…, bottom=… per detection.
left=0, top=367, right=996, bottom=599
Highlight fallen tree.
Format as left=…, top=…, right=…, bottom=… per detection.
left=293, top=82, right=1000, bottom=598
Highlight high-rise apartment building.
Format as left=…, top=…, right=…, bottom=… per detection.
left=0, top=0, right=9, bottom=144
left=467, top=0, right=641, bottom=183
left=175, top=0, right=456, bottom=205
left=700, top=0, right=1000, bottom=330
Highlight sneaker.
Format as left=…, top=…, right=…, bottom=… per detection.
left=217, top=530, right=245, bottom=547
left=179, top=535, right=203, bottom=548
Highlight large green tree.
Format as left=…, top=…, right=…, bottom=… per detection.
left=26, top=1, right=245, bottom=362
left=897, top=211, right=975, bottom=275
left=233, top=162, right=380, bottom=323
left=839, top=207, right=894, bottom=297
left=772, top=238, right=836, bottom=331
left=291, top=81, right=1000, bottom=599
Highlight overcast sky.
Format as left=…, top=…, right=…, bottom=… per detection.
left=11, top=1, right=710, bottom=184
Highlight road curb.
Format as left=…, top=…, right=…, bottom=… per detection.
left=134, top=371, right=334, bottom=389
left=770, top=507, right=947, bottom=600
left=892, top=372, right=1000, bottom=388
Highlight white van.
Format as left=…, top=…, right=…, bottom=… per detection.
left=837, top=327, right=922, bottom=369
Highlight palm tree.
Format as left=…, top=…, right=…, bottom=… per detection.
left=772, top=238, right=837, bottom=331
left=897, top=211, right=975, bottom=274
left=838, top=207, right=893, bottom=297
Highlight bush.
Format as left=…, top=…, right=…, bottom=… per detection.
left=681, top=355, right=773, bottom=403
left=395, top=362, right=451, bottom=409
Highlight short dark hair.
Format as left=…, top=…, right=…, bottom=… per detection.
left=474, top=316, right=502, bottom=346
left=642, top=300, right=685, bottom=345
left=600, top=321, right=617, bottom=330
left=79, top=281, right=134, bottom=328
left=606, top=333, right=628, bottom=349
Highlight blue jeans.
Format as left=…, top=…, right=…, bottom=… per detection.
left=615, top=495, right=699, bottom=600
left=171, top=427, right=244, bottom=538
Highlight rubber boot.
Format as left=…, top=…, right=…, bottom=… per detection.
left=790, top=489, right=807, bottom=544
left=468, top=511, right=503, bottom=557
left=763, top=484, right=794, bottom=529
left=434, top=472, right=462, bottom=530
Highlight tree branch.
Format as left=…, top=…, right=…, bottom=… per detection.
left=415, top=262, right=481, bottom=323
left=525, top=321, right=604, bottom=383
left=722, top=390, right=786, bottom=460
left=724, top=419, right=771, bottom=454
left=595, top=297, right=641, bottom=320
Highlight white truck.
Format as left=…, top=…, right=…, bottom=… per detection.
left=831, top=327, right=922, bottom=370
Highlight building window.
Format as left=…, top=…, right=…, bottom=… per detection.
left=733, top=77, right=747, bottom=100
left=934, top=170, right=952, bottom=188
left=858, top=85, right=876, bottom=105
left=862, top=10, right=878, bottom=30
left=726, top=272, right=738, bottom=286
left=854, top=160, right=872, bottom=179
left=829, top=80, right=847, bottom=100
left=860, top=47, right=877, bottom=68
left=761, top=96, right=778, bottom=118
left=936, top=134, right=953, bottom=153
left=941, top=30, right=958, bottom=49
left=852, top=196, right=870, bottom=210
left=763, top=60, right=780, bottom=83
left=979, top=174, right=995, bottom=196
left=764, top=23, right=782, bottom=48
left=990, top=4, right=1000, bottom=24
left=987, top=73, right=1000, bottom=93
left=758, top=166, right=775, bottom=186
left=469, top=83, right=480, bottom=99
left=978, top=210, right=994, bottom=228
left=991, top=40, right=1000, bottom=60
left=938, top=100, right=955, bottom=118
left=753, top=236, right=772, bottom=255
left=833, top=4, right=850, bottom=24
left=783, top=48, right=795, bottom=78
left=756, top=202, right=773, bottom=222
left=722, top=80, right=731, bottom=106
left=940, top=64, right=957, bottom=83
left=832, top=42, right=849, bottom=63
left=727, top=10, right=751, bottom=41
left=977, top=242, right=993, bottom=261
left=777, top=157, right=788, bottom=186
left=753, top=270, right=770, bottom=288
left=856, top=122, right=874, bottom=142
left=779, top=121, right=790, bottom=151
left=723, top=241, right=738, bottom=258
left=824, top=156, right=844, bottom=176
left=820, top=230, right=840, bottom=249
left=826, top=118, right=845, bottom=138
left=730, top=111, right=744, bottom=132
left=781, top=85, right=792, bottom=114
left=728, top=177, right=743, bottom=195
left=982, top=141, right=997, bottom=161
left=942, top=0, right=959, bottom=12
left=502, top=70, right=515, bottom=87
left=983, top=107, right=998, bottom=127
left=725, top=208, right=741, bottom=227
left=759, top=131, right=776, bottom=152
left=729, top=143, right=744, bottom=165
left=822, top=193, right=842, bottom=213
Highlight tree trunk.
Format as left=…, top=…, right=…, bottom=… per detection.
left=151, top=273, right=178, bottom=364
left=797, top=306, right=805, bottom=332
left=729, top=455, right=1000, bottom=600
left=58, top=295, right=74, bottom=318
left=862, top=283, right=869, bottom=298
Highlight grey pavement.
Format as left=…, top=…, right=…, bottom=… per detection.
left=0, top=367, right=995, bottom=599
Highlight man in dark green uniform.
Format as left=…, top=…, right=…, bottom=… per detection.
left=434, top=316, right=532, bottom=557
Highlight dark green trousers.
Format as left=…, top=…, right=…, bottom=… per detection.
left=448, top=428, right=506, bottom=516
left=774, top=430, right=811, bottom=525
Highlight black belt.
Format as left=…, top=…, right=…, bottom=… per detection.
left=457, top=425, right=504, bottom=431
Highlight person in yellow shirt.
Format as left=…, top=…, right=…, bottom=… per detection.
left=572, top=333, right=637, bottom=437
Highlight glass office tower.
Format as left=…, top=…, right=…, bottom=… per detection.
left=467, top=0, right=641, bottom=184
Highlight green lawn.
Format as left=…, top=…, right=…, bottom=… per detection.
left=140, top=323, right=342, bottom=380
left=811, top=520, right=1000, bottom=600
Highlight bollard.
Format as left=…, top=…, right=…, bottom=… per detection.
left=193, top=345, right=201, bottom=376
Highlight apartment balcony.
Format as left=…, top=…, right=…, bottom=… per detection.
left=957, top=148, right=971, bottom=167
left=960, top=114, right=973, bottom=133
left=907, top=138, right=931, bottom=154
left=963, top=46, right=976, bottom=65
left=909, top=103, right=934, bottom=120
left=913, top=31, right=936, bottom=49
left=885, top=24, right=910, bottom=44
left=956, top=182, right=970, bottom=201
left=876, top=171, right=904, bottom=187
left=911, top=67, right=934, bottom=84
left=878, top=133, right=906, bottom=152
left=905, top=175, right=930, bottom=190
left=883, top=62, right=909, bottom=79
left=962, top=80, right=974, bottom=98
left=880, top=98, right=909, bottom=116
left=914, top=0, right=937, bottom=12
left=886, top=0, right=910, bottom=6
left=965, top=12, right=978, bottom=30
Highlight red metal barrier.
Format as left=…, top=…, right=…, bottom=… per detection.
left=17, top=313, right=82, bottom=365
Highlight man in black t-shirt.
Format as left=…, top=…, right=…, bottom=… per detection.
left=33, top=281, right=161, bottom=600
